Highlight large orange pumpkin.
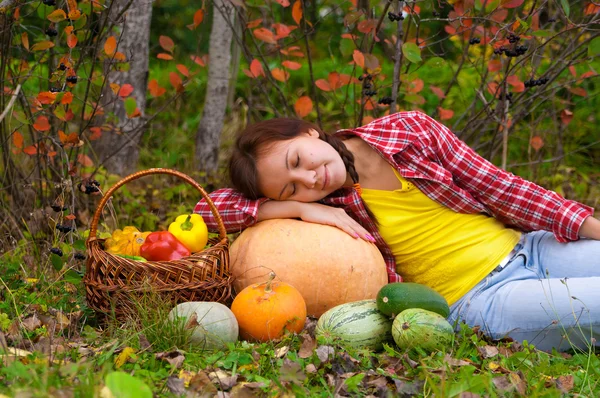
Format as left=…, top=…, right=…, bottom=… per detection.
left=231, top=272, right=306, bottom=342
left=230, top=219, right=388, bottom=317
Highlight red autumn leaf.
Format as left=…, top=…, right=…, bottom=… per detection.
left=438, top=107, right=454, bottom=120
left=292, top=0, right=302, bottom=25
left=104, top=36, right=117, bottom=56
left=487, top=59, right=502, bottom=72
left=190, top=55, right=206, bottom=67
left=271, top=68, right=289, bottom=82
left=253, top=28, right=277, bottom=44
left=33, top=115, right=51, bottom=131
left=429, top=85, right=446, bottom=99
left=294, top=96, right=312, bottom=117
left=363, top=53, right=380, bottom=70
left=118, top=84, right=134, bottom=98
left=112, top=52, right=126, bottom=62
left=13, top=131, right=23, bottom=149
left=249, top=59, right=265, bottom=78
left=169, top=72, right=183, bottom=92
left=67, top=34, right=77, bottom=49
left=579, top=71, right=597, bottom=79
left=273, top=23, right=296, bottom=40
left=157, top=53, right=174, bottom=60
left=569, top=87, right=587, bottom=97
left=37, top=91, right=57, bottom=105
left=569, top=65, right=577, bottom=77
left=31, top=41, right=55, bottom=52
left=282, top=60, right=302, bottom=70
left=109, top=83, right=120, bottom=95
left=357, top=19, right=376, bottom=34
left=246, top=18, right=263, bottom=28
left=352, top=50, right=365, bottom=68
left=89, top=127, right=102, bottom=140
left=64, top=108, right=74, bottom=121
left=561, top=109, right=573, bottom=125
left=159, top=35, right=175, bottom=53
left=23, top=145, right=38, bottom=155
left=328, top=72, right=341, bottom=90
left=530, top=136, right=544, bottom=151
left=176, top=64, right=190, bottom=77
left=501, top=0, right=524, bottom=8
left=21, top=32, right=29, bottom=50
left=60, top=92, right=73, bottom=105
left=65, top=214, right=76, bottom=221
left=585, top=2, right=600, bottom=14
left=148, top=79, right=166, bottom=97
left=363, top=98, right=375, bottom=110
left=77, top=154, right=94, bottom=167
left=193, top=9, right=204, bottom=28
left=506, top=75, right=525, bottom=92
left=315, top=79, right=331, bottom=91
left=67, top=9, right=82, bottom=21
left=47, top=9, right=67, bottom=22
left=407, top=78, right=424, bottom=94
left=58, top=130, right=79, bottom=145
left=276, top=0, right=290, bottom=6
left=487, top=82, right=500, bottom=97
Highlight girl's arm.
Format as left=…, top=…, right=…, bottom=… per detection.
left=580, top=216, right=600, bottom=240
left=413, top=112, right=594, bottom=242
left=195, top=189, right=372, bottom=239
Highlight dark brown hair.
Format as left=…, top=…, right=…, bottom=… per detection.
left=229, top=118, right=360, bottom=199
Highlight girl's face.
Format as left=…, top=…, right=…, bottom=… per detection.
left=256, top=129, right=350, bottom=202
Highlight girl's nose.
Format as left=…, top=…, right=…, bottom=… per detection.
left=295, top=170, right=317, bottom=188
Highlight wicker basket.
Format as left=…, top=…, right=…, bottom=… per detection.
left=83, top=168, right=232, bottom=319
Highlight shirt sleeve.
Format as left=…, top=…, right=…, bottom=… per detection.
left=414, top=112, right=594, bottom=242
left=193, top=188, right=269, bottom=233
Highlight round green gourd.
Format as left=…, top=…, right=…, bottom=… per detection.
left=376, top=282, right=450, bottom=318
left=168, top=301, right=239, bottom=349
left=315, top=299, right=393, bottom=351
left=391, top=308, right=454, bottom=352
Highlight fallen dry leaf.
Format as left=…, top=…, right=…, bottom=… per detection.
left=208, top=369, right=238, bottom=390
left=22, top=315, right=42, bottom=331
left=478, top=345, right=499, bottom=358
left=444, top=354, right=471, bottom=366
left=274, top=345, right=289, bottom=358
left=555, top=375, right=574, bottom=393
left=509, top=372, right=527, bottom=395
left=298, top=334, right=316, bottom=358
left=316, top=345, right=334, bottom=362
left=305, top=363, right=317, bottom=373
left=166, top=376, right=186, bottom=395
left=156, top=350, right=185, bottom=369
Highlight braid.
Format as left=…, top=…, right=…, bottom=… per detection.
left=321, top=134, right=360, bottom=184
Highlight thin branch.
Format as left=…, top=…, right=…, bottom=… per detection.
left=0, top=84, right=20, bottom=123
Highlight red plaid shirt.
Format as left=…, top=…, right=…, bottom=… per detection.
left=194, top=111, right=594, bottom=282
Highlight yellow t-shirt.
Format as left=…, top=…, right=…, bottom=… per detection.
left=361, top=169, right=521, bottom=305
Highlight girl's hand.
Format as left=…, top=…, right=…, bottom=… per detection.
left=298, top=202, right=376, bottom=243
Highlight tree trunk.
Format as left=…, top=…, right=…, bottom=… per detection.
left=93, top=0, right=152, bottom=176
left=194, top=0, right=235, bottom=176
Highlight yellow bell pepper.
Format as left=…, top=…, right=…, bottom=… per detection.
left=168, top=214, right=208, bottom=253
left=104, top=226, right=151, bottom=257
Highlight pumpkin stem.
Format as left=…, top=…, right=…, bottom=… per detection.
left=264, top=272, right=276, bottom=292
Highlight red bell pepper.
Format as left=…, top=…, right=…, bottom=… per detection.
left=139, top=231, right=191, bottom=261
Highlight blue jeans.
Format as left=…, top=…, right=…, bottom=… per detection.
left=448, top=230, right=600, bottom=352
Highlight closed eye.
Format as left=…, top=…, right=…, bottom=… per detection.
left=294, top=154, right=300, bottom=168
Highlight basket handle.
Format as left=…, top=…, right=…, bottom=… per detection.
left=87, top=168, right=228, bottom=242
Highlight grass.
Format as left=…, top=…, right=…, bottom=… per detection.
left=1, top=262, right=599, bottom=398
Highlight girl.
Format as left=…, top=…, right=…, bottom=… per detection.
left=195, top=111, right=600, bottom=352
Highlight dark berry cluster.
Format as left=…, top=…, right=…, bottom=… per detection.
left=378, top=96, right=393, bottom=105
left=387, top=12, right=404, bottom=21
left=49, top=87, right=62, bottom=93
left=56, top=224, right=76, bottom=233
left=494, top=45, right=528, bottom=57
left=360, top=74, right=376, bottom=96
left=51, top=204, right=68, bottom=212
left=499, top=92, right=513, bottom=102
left=66, top=76, right=78, bottom=84
left=363, top=89, right=377, bottom=97
left=58, top=63, right=68, bottom=71
left=78, top=180, right=100, bottom=194
left=50, top=247, right=63, bottom=256
left=45, top=27, right=58, bottom=37
left=43, top=0, right=56, bottom=5
left=524, top=77, right=549, bottom=88
left=74, top=253, right=86, bottom=260
left=469, top=37, right=481, bottom=45
left=432, top=11, right=440, bottom=17
left=507, top=33, right=520, bottom=43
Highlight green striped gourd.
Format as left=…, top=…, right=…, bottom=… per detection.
left=315, top=299, right=393, bottom=351
left=391, top=308, right=454, bottom=352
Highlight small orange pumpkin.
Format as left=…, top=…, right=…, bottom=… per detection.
left=231, top=272, right=307, bottom=342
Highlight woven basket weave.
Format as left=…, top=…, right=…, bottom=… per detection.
left=83, top=168, right=232, bottom=319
